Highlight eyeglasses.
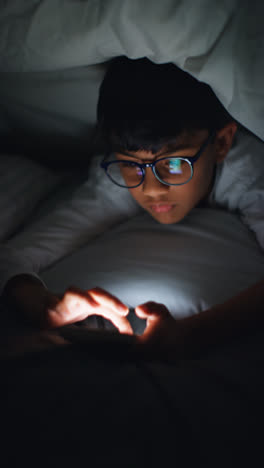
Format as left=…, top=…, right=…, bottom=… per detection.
left=100, top=132, right=215, bottom=189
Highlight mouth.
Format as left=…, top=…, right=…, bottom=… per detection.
left=149, top=203, right=176, bottom=213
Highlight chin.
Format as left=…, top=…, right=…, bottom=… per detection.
left=151, top=211, right=185, bottom=225
left=155, top=216, right=176, bottom=225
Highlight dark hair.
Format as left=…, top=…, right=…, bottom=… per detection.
left=97, top=56, right=234, bottom=154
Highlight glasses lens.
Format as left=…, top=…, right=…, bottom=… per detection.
left=107, top=161, right=143, bottom=187
left=155, top=158, right=192, bottom=185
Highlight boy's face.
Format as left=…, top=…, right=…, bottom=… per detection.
left=115, top=124, right=236, bottom=224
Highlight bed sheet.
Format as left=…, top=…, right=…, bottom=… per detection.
left=1, top=275, right=264, bottom=467
left=2, top=315, right=264, bottom=467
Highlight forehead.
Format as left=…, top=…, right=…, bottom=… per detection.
left=158, top=129, right=209, bottom=154
left=117, top=129, right=209, bottom=159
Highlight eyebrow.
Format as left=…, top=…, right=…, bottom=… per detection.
left=117, top=144, right=197, bottom=160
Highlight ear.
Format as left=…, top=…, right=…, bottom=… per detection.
left=214, top=121, right=238, bottom=163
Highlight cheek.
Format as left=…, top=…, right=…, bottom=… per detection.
left=170, top=162, right=215, bottom=206
left=128, top=187, right=143, bottom=204
left=194, top=160, right=216, bottom=197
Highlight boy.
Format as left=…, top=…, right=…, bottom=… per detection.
left=2, top=57, right=264, bottom=359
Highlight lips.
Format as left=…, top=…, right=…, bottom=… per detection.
left=150, top=203, right=175, bottom=213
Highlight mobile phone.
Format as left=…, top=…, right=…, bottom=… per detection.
left=127, top=307, right=146, bottom=335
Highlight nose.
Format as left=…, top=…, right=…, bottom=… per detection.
left=141, top=167, right=169, bottom=197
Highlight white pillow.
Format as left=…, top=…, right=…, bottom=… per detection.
left=42, top=208, right=264, bottom=330
left=0, top=154, right=66, bottom=241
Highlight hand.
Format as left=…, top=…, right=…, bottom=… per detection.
left=3, top=275, right=132, bottom=334
left=47, top=286, right=133, bottom=334
left=134, top=301, right=192, bottom=360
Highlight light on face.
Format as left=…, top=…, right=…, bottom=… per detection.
left=136, top=166, right=144, bottom=177
left=168, top=159, right=183, bottom=174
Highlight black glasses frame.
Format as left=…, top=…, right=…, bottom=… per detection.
left=100, top=132, right=215, bottom=188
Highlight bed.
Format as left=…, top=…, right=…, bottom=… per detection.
left=1, top=1, right=264, bottom=466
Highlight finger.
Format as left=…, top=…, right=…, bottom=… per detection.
left=88, top=287, right=129, bottom=316
left=49, top=292, right=133, bottom=334
left=46, top=291, right=98, bottom=327
left=61, top=286, right=129, bottom=317
left=135, top=301, right=169, bottom=319
left=55, top=291, right=97, bottom=318
left=65, top=286, right=99, bottom=307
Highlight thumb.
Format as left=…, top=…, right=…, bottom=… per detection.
left=135, top=301, right=169, bottom=319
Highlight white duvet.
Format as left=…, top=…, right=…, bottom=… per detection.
left=0, top=0, right=263, bottom=141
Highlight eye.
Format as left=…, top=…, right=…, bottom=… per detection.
left=119, top=161, right=144, bottom=176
